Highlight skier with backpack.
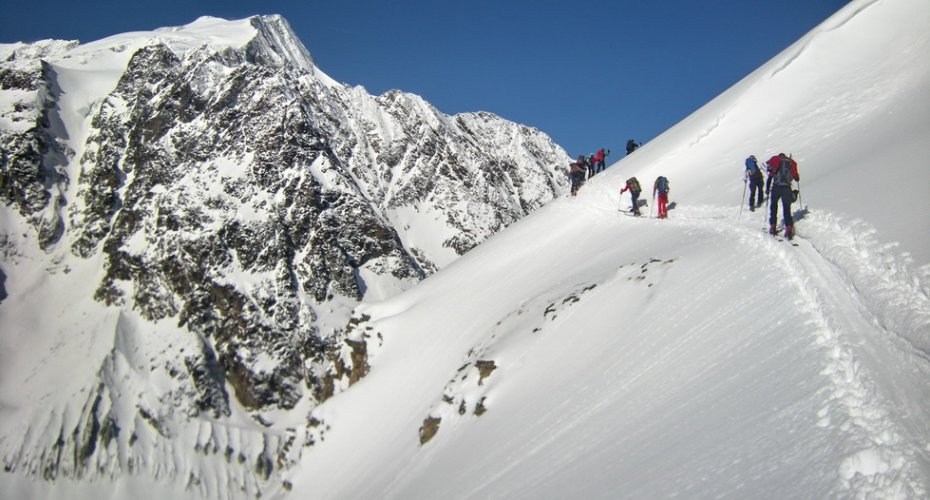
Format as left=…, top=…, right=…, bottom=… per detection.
left=765, top=153, right=800, bottom=239
left=620, top=177, right=643, bottom=215
left=593, top=148, right=608, bottom=174
left=626, top=139, right=640, bottom=155
left=653, top=175, right=670, bottom=219
left=569, top=155, right=587, bottom=196
left=744, top=155, right=765, bottom=211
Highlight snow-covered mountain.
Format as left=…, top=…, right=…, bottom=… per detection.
left=290, top=0, right=927, bottom=498
left=0, top=14, right=569, bottom=498
left=3, top=0, right=930, bottom=498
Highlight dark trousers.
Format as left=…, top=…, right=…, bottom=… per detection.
left=769, top=185, right=793, bottom=227
left=749, top=178, right=764, bottom=208
left=630, top=191, right=641, bottom=213
left=571, top=172, right=585, bottom=194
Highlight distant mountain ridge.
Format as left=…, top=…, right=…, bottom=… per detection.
left=0, top=14, right=569, bottom=496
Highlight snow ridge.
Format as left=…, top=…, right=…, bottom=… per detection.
left=243, top=16, right=315, bottom=73
left=286, top=0, right=930, bottom=496
left=4, top=0, right=930, bottom=497
left=768, top=0, right=880, bottom=78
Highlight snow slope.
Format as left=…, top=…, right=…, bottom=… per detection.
left=288, top=0, right=930, bottom=498
left=2, top=0, right=928, bottom=498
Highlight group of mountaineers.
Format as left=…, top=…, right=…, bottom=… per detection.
left=752, top=152, right=801, bottom=239
left=570, top=141, right=639, bottom=196
left=567, top=142, right=800, bottom=239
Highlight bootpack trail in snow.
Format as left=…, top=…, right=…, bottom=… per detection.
left=604, top=200, right=930, bottom=497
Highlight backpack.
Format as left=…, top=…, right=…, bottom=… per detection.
left=745, top=156, right=761, bottom=176
left=772, top=155, right=793, bottom=187
left=656, top=176, right=669, bottom=195
left=628, top=177, right=641, bottom=193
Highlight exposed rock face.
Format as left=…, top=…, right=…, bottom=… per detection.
left=0, top=42, right=74, bottom=250
left=0, top=15, right=569, bottom=494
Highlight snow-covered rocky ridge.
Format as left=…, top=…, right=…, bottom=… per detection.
left=0, top=14, right=569, bottom=498
left=3, top=0, right=930, bottom=498
left=289, top=0, right=930, bottom=499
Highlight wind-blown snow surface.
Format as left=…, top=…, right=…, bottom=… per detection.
left=2, top=0, right=929, bottom=499
left=289, top=1, right=930, bottom=499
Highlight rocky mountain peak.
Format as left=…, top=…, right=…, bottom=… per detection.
left=0, top=14, right=569, bottom=496
left=244, top=15, right=316, bottom=72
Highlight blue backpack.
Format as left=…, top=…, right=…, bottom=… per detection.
left=745, top=156, right=761, bottom=176
left=656, top=176, right=669, bottom=195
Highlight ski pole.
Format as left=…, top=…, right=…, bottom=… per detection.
left=739, top=178, right=747, bottom=218
left=652, top=193, right=656, bottom=218
left=764, top=189, right=770, bottom=231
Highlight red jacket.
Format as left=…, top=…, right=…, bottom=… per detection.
left=766, top=154, right=799, bottom=181
left=593, top=149, right=605, bottom=162
left=620, top=177, right=640, bottom=194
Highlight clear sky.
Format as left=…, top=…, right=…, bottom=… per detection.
left=0, top=0, right=848, bottom=158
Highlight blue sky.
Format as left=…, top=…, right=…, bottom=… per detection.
left=1, top=0, right=848, bottom=158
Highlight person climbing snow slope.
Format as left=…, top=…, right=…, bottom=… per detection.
left=766, top=153, right=800, bottom=239
left=745, top=155, right=765, bottom=211
left=569, top=155, right=587, bottom=196
left=593, top=148, right=608, bottom=174
left=620, top=177, right=643, bottom=216
left=626, top=139, right=640, bottom=155
left=653, top=175, right=670, bottom=219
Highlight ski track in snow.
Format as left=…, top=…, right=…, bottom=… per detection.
left=654, top=203, right=930, bottom=498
